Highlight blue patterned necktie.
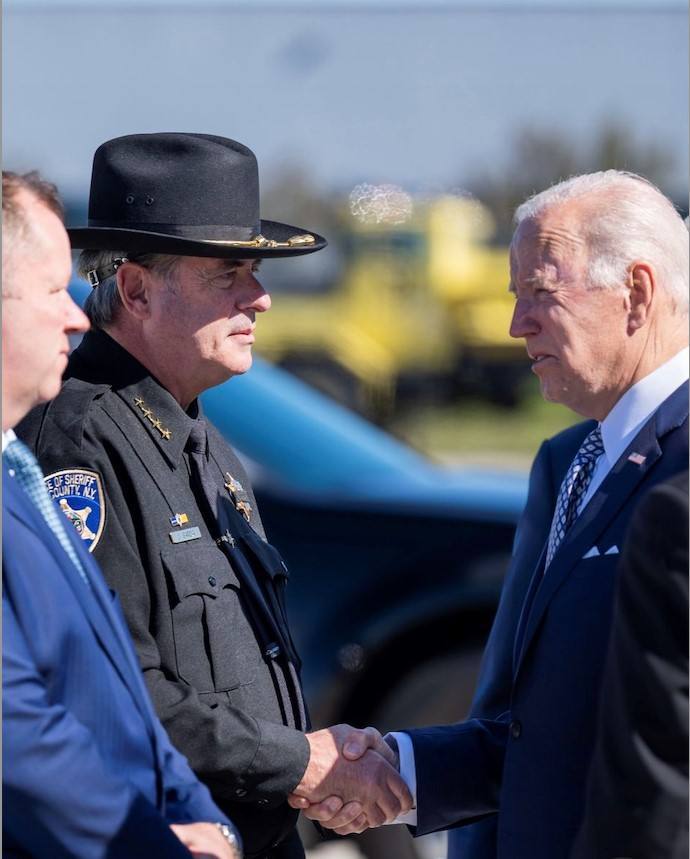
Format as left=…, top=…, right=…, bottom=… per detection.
left=545, top=425, right=604, bottom=569
left=4, top=438, right=90, bottom=587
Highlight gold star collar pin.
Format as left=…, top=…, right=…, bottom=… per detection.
left=224, top=472, right=252, bottom=521
left=133, top=397, right=172, bottom=440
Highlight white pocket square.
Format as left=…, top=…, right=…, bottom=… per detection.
left=582, top=545, right=620, bottom=559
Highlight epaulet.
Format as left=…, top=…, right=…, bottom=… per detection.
left=17, top=378, right=111, bottom=455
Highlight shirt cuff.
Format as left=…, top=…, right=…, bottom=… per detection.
left=384, top=731, right=418, bottom=826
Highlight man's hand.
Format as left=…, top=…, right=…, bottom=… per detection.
left=287, top=724, right=410, bottom=835
left=170, top=823, right=240, bottom=858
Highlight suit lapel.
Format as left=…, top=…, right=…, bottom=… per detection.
left=515, top=383, right=688, bottom=675
left=3, top=468, right=158, bottom=739
left=512, top=542, right=547, bottom=674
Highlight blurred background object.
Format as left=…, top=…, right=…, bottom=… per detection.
left=6, top=0, right=687, bottom=438
left=257, top=193, right=527, bottom=421
left=8, top=1, right=687, bottom=856
left=6, top=0, right=686, bottom=446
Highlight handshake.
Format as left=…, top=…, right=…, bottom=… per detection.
left=287, top=725, right=413, bottom=836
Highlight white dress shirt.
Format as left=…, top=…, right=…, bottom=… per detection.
left=3, top=428, right=17, bottom=452
left=388, top=346, right=689, bottom=825
left=580, top=347, right=689, bottom=511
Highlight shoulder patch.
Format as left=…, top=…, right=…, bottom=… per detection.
left=44, top=469, right=105, bottom=553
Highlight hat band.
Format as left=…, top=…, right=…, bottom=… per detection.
left=86, top=220, right=260, bottom=241
left=206, top=233, right=316, bottom=249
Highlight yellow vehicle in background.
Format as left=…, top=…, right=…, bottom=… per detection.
left=255, top=195, right=528, bottom=420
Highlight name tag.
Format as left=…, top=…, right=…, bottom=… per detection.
left=169, top=526, right=202, bottom=544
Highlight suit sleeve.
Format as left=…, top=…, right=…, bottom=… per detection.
left=35, top=409, right=309, bottom=803
left=2, top=587, right=194, bottom=859
left=405, top=717, right=509, bottom=835
left=571, top=473, right=689, bottom=859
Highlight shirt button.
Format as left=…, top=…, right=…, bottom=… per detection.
left=510, top=720, right=522, bottom=739
left=235, top=787, right=247, bottom=797
left=208, top=576, right=217, bottom=587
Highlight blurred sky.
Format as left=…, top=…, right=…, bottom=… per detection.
left=5, top=0, right=685, bottom=7
left=3, top=0, right=688, bottom=203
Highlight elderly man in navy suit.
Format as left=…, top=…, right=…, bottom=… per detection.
left=2, top=169, right=241, bottom=858
left=292, top=171, right=689, bottom=859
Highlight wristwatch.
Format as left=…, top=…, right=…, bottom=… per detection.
left=215, top=822, right=242, bottom=857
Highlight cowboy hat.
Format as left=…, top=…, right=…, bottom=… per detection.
left=68, top=132, right=327, bottom=259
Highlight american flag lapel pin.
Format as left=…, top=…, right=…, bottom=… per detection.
left=627, top=452, right=646, bottom=466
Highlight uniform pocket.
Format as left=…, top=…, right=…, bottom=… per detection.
left=161, top=545, right=259, bottom=693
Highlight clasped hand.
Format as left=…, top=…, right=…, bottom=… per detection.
left=288, top=724, right=412, bottom=836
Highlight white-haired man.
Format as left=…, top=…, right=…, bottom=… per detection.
left=292, top=171, right=689, bottom=859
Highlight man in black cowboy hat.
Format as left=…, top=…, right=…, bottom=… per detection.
left=18, top=133, right=411, bottom=859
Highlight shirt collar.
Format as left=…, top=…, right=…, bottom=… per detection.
left=600, top=347, right=689, bottom=467
left=67, top=328, right=200, bottom=467
left=2, top=428, right=17, bottom=452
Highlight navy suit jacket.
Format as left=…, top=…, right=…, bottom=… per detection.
left=2, top=460, right=231, bottom=858
left=405, top=383, right=689, bottom=859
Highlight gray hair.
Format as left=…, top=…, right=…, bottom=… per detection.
left=514, top=170, right=689, bottom=315
left=78, top=250, right=179, bottom=329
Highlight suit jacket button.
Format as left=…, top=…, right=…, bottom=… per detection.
left=235, top=787, right=247, bottom=797
left=258, top=798, right=269, bottom=806
left=208, top=575, right=217, bottom=587
left=510, top=720, right=522, bottom=739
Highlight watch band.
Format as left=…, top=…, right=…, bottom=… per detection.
left=215, top=822, right=241, bottom=856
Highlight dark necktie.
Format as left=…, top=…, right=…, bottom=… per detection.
left=185, top=419, right=283, bottom=638
left=185, top=420, right=222, bottom=528
left=185, top=421, right=307, bottom=728
left=545, top=425, right=604, bottom=568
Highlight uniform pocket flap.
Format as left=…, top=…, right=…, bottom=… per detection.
left=161, top=545, right=240, bottom=600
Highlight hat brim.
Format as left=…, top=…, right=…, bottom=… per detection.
left=67, top=219, right=327, bottom=259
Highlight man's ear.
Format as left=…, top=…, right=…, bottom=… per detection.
left=116, top=263, right=152, bottom=320
left=627, top=262, right=655, bottom=333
